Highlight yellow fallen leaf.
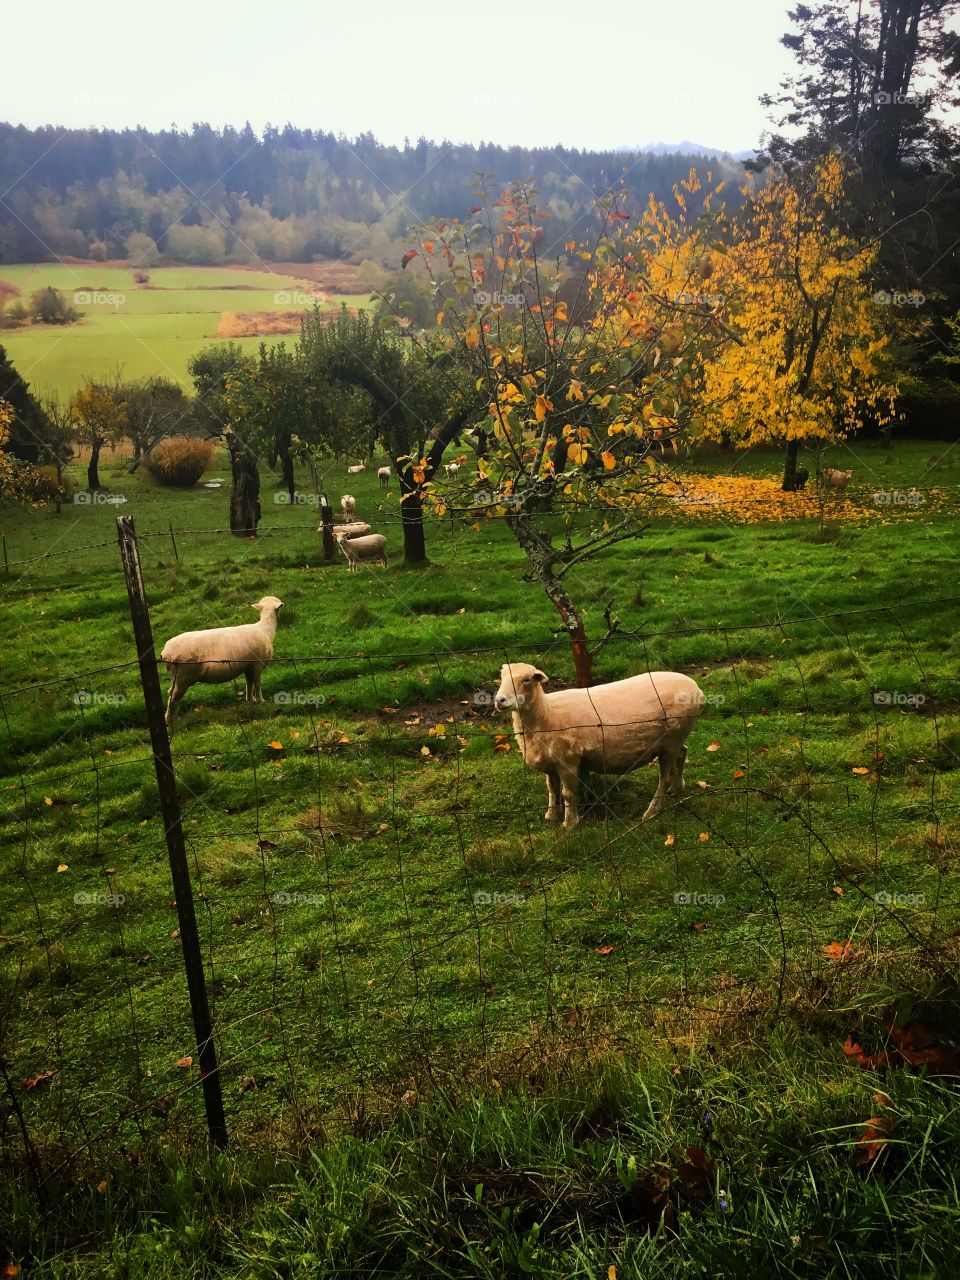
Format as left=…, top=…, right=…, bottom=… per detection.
left=96, top=1179, right=108, bottom=1194
left=420, top=746, right=431, bottom=756
left=269, top=740, right=283, bottom=750
left=706, top=741, right=720, bottom=752
left=852, top=766, right=871, bottom=775
left=698, top=832, right=710, bottom=842
left=44, top=796, right=53, bottom=806
left=56, top=863, right=69, bottom=873
left=664, top=833, right=675, bottom=847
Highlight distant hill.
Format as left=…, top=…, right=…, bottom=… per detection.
left=617, top=141, right=756, bottom=160
left=0, top=122, right=746, bottom=268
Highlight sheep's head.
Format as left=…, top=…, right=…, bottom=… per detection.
left=252, top=595, right=284, bottom=616
left=495, top=662, right=547, bottom=711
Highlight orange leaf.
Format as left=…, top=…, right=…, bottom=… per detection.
left=706, top=741, right=720, bottom=752
left=854, top=1114, right=895, bottom=1166
left=852, top=766, right=871, bottom=775
left=22, top=1069, right=56, bottom=1089
left=175, top=1056, right=193, bottom=1069
left=595, top=944, right=616, bottom=955
left=401, top=250, right=417, bottom=269
left=733, top=769, right=745, bottom=779
left=269, top=740, right=284, bottom=750
left=664, top=834, right=675, bottom=847
left=601, top=450, right=616, bottom=471
left=698, top=832, right=709, bottom=843
left=833, top=885, right=844, bottom=896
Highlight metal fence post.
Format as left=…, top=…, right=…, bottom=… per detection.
left=116, top=515, right=227, bottom=1148
left=319, top=492, right=334, bottom=560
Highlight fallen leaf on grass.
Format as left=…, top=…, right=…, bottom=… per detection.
left=854, top=1114, right=895, bottom=1167
left=22, top=1069, right=56, bottom=1089
left=175, top=1056, right=193, bottom=1069
left=706, top=741, right=720, bottom=752
left=268, top=740, right=283, bottom=750
left=698, top=832, right=709, bottom=843
left=733, top=769, right=745, bottom=779
left=664, top=834, right=675, bottom=847
left=824, top=940, right=866, bottom=963
left=594, top=944, right=617, bottom=955
left=851, top=766, right=871, bottom=776
left=56, top=863, right=69, bottom=873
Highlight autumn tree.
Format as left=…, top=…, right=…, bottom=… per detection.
left=70, top=381, right=126, bottom=491
left=694, top=157, right=899, bottom=489
left=394, top=177, right=729, bottom=683
left=122, top=376, right=195, bottom=472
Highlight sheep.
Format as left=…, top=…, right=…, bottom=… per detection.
left=823, top=468, right=852, bottom=489
left=443, top=462, right=460, bottom=479
left=160, top=596, right=283, bottom=726
left=327, top=521, right=371, bottom=539
left=378, top=466, right=391, bottom=489
left=494, top=662, right=704, bottom=829
left=340, top=494, right=356, bottom=519
left=347, top=464, right=366, bottom=475
left=336, top=532, right=388, bottom=573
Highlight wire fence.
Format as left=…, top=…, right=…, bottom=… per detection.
left=0, top=518, right=958, bottom=1186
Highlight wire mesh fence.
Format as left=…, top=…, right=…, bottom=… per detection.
left=0, top=514, right=958, bottom=1187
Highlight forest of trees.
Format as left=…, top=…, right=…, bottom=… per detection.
left=0, top=123, right=743, bottom=266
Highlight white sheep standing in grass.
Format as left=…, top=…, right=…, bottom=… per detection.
left=378, top=466, right=391, bottom=488
left=347, top=464, right=366, bottom=475
left=494, top=662, right=704, bottom=828
left=341, top=494, right=357, bottom=519
left=160, top=596, right=283, bottom=726
left=336, top=532, right=388, bottom=573
left=443, top=462, right=460, bottom=479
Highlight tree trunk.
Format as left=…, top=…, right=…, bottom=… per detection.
left=87, top=439, right=102, bottom=491
left=506, top=513, right=593, bottom=686
left=227, top=435, right=261, bottom=537
left=280, top=447, right=295, bottom=503
left=127, top=442, right=142, bottom=474
left=398, top=464, right=427, bottom=565
left=782, top=439, right=800, bottom=491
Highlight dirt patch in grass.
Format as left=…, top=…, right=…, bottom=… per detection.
left=214, top=310, right=317, bottom=338
left=238, top=258, right=366, bottom=294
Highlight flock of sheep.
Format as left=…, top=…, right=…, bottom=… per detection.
left=159, top=455, right=704, bottom=825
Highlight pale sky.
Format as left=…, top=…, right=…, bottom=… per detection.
left=5, top=0, right=797, bottom=152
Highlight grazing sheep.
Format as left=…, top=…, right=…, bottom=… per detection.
left=160, top=596, right=283, bottom=726
left=443, top=462, right=460, bottom=479
left=340, top=494, right=356, bottom=519
left=823, top=468, right=852, bottom=489
left=336, top=532, right=388, bottom=573
left=378, top=466, right=391, bottom=488
left=795, top=467, right=809, bottom=490
left=327, top=521, right=371, bottom=539
left=494, top=662, right=703, bottom=828
left=347, top=464, right=366, bottom=475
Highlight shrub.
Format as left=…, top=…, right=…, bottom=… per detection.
left=145, top=436, right=215, bottom=487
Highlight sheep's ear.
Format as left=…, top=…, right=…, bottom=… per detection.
left=532, top=669, right=548, bottom=684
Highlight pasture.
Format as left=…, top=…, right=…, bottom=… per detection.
left=0, top=261, right=371, bottom=399
left=2, top=439, right=960, bottom=1277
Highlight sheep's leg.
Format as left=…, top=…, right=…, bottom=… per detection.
left=164, top=675, right=186, bottom=726
left=245, top=665, right=264, bottom=703
left=544, top=771, right=562, bottom=822
left=558, top=764, right=581, bottom=829
left=643, top=749, right=676, bottom=820
left=669, top=743, right=688, bottom=797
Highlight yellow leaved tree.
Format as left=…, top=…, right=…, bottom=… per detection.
left=694, top=155, right=899, bottom=489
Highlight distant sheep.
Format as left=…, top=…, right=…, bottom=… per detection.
left=443, top=462, right=460, bottom=479
left=347, top=464, right=366, bottom=475
left=823, top=468, right=852, bottom=489
left=340, top=494, right=356, bottom=519
left=336, top=532, right=388, bottom=573
left=328, top=521, right=370, bottom=539
left=378, top=466, right=391, bottom=488
left=160, top=596, right=283, bottom=726
left=494, top=662, right=703, bottom=828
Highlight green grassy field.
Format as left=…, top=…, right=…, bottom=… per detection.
left=2, top=439, right=959, bottom=1277
left=0, top=264, right=372, bottom=398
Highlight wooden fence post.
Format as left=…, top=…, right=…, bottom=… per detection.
left=168, top=520, right=180, bottom=563
left=116, top=515, right=227, bottom=1148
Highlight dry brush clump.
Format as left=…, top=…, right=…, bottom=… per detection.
left=144, top=435, right=216, bottom=487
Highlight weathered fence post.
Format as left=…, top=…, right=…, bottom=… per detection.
left=319, top=492, right=334, bottom=561
left=116, top=515, right=228, bottom=1149
left=168, top=520, right=180, bottom=563
left=2, top=535, right=8, bottom=576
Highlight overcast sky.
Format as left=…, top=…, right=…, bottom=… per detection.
left=6, top=0, right=797, bottom=152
